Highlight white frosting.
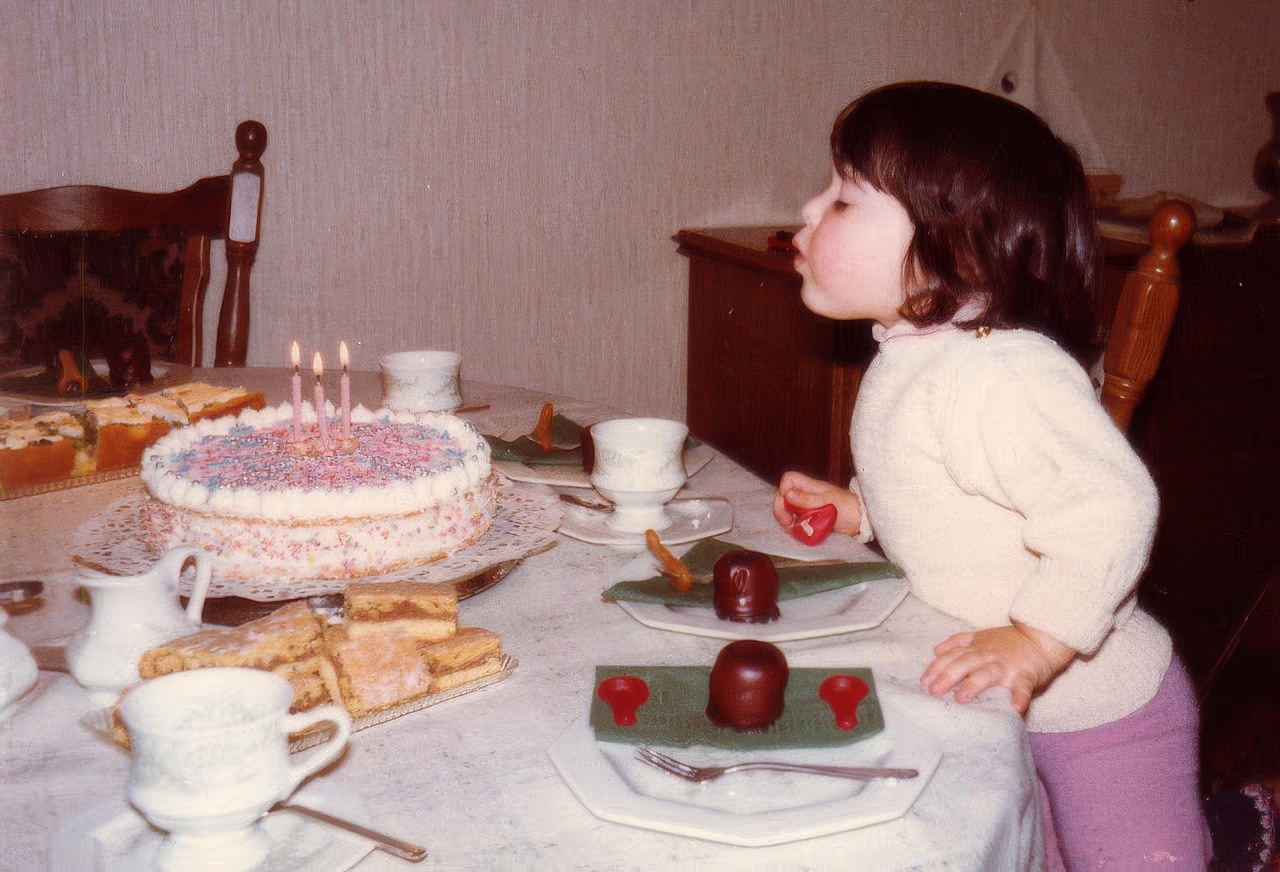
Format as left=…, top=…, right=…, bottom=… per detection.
left=139, top=402, right=496, bottom=581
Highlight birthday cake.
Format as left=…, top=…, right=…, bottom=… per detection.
left=140, top=402, right=496, bottom=581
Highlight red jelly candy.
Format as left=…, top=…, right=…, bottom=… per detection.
left=819, top=674, right=870, bottom=730
left=783, top=499, right=838, bottom=546
left=597, top=675, right=650, bottom=727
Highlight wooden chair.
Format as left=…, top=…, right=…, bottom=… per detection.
left=1099, top=198, right=1196, bottom=433
left=0, top=120, right=266, bottom=368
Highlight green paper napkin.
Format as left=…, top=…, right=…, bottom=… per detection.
left=600, top=538, right=905, bottom=607
left=485, top=413, right=587, bottom=466
left=590, top=665, right=883, bottom=749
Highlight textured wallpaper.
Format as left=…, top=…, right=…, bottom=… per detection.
left=4, top=0, right=1277, bottom=420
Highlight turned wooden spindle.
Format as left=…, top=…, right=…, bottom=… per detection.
left=215, top=119, right=268, bottom=367
left=1253, top=92, right=1280, bottom=222
left=1100, top=199, right=1196, bottom=433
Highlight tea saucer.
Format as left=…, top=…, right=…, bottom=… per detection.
left=557, top=498, right=733, bottom=547
left=49, top=781, right=374, bottom=871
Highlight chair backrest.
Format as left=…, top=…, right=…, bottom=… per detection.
left=1100, top=199, right=1196, bottom=433
left=0, top=120, right=266, bottom=368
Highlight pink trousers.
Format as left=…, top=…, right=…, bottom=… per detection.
left=1029, top=655, right=1212, bottom=870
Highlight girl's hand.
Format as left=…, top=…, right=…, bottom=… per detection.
left=920, top=622, right=1075, bottom=714
left=773, top=471, right=862, bottom=536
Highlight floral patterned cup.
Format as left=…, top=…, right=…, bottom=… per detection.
left=120, top=667, right=351, bottom=872
left=589, top=418, right=689, bottom=532
left=380, top=350, right=463, bottom=412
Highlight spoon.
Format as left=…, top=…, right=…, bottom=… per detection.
left=558, top=493, right=613, bottom=511
left=0, top=580, right=43, bottom=603
left=266, top=803, right=426, bottom=862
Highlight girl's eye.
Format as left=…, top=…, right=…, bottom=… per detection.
left=832, top=201, right=849, bottom=212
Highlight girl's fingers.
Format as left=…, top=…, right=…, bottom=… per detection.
left=932, top=632, right=975, bottom=655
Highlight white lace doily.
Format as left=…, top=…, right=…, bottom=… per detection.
left=73, top=479, right=562, bottom=601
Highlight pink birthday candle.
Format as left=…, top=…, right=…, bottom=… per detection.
left=290, top=341, right=303, bottom=441
left=313, top=351, right=330, bottom=450
left=339, top=341, right=351, bottom=438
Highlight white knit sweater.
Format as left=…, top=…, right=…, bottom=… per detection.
left=851, top=327, right=1172, bottom=733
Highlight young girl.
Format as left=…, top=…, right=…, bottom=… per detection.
left=774, top=81, right=1210, bottom=869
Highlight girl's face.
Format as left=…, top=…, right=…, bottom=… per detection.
left=793, top=168, right=915, bottom=327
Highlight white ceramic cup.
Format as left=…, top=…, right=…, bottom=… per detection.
left=120, top=667, right=352, bottom=872
left=589, top=418, right=689, bottom=532
left=380, top=350, right=463, bottom=413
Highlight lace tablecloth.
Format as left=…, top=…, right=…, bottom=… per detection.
left=0, top=373, right=1043, bottom=872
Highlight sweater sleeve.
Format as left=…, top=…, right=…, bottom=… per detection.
left=846, top=475, right=876, bottom=544
left=938, top=334, right=1159, bottom=655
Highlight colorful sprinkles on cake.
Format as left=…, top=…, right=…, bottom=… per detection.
left=164, top=420, right=468, bottom=491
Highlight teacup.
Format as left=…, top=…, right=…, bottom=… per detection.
left=589, top=418, right=688, bottom=533
left=381, top=350, right=463, bottom=413
left=120, top=667, right=352, bottom=872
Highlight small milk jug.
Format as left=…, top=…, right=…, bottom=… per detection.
left=66, top=546, right=213, bottom=704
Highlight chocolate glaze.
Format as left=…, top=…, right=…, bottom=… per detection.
left=705, top=639, right=788, bottom=732
left=712, top=549, right=781, bottom=623
left=107, top=335, right=154, bottom=391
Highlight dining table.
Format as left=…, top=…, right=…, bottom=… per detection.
left=0, top=367, right=1045, bottom=871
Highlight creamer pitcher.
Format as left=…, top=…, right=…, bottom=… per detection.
left=66, top=546, right=212, bottom=703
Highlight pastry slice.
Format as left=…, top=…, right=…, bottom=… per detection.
left=418, top=626, right=505, bottom=693
left=0, top=412, right=84, bottom=489
left=343, top=581, right=458, bottom=642
left=84, top=398, right=172, bottom=471
left=160, top=382, right=266, bottom=423
left=137, top=601, right=325, bottom=676
left=323, top=623, right=434, bottom=718
left=272, top=655, right=343, bottom=713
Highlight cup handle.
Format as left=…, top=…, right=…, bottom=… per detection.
left=282, top=704, right=353, bottom=790
left=178, top=548, right=214, bottom=624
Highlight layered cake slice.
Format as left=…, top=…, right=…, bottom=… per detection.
left=0, top=412, right=84, bottom=490
left=323, top=623, right=435, bottom=718
left=271, top=655, right=344, bottom=712
left=84, top=398, right=172, bottom=471
left=159, top=382, right=266, bottom=422
left=419, top=626, right=506, bottom=693
left=127, top=390, right=188, bottom=426
left=129, top=593, right=508, bottom=725
left=136, top=601, right=333, bottom=712
left=343, top=581, right=458, bottom=642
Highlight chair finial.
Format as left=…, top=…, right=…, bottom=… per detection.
left=235, top=120, right=267, bottom=162
left=1149, top=199, right=1195, bottom=251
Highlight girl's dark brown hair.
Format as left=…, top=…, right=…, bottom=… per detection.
left=831, top=81, right=1102, bottom=363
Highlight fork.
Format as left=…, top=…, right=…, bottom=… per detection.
left=635, top=746, right=918, bottom=783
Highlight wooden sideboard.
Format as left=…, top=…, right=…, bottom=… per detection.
left=677, top=221, right=1280, bottom=686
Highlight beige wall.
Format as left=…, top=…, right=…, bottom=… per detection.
left=4, top=0, right=1277, bottom=419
